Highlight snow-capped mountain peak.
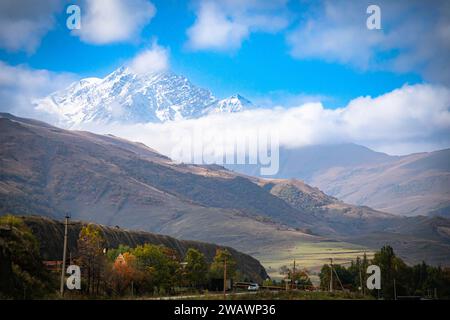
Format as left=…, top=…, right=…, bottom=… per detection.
left=216, top=94, right=253, bottom=112
left=34, top=67, right=251, bottom=127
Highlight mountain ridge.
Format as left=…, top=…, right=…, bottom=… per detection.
left=228, top=144, right=450, bottom=217
left=0, top=112, right=321, bottom=256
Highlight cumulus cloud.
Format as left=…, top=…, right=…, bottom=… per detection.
left=287, top=0, right=450, bottom=84
left=74, top=0, right=156, bottom=44
left=0, top=61, right=76, bottom=122
left=186, top=0, right=290, bottom=51
left=0, top=0, right=62, bottom=52
left=72, top=83, right=450, bottom=157
left=128, top=42, right=169, bottom=74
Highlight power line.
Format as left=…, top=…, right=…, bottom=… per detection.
left=333, top=267, right=345, bottom=291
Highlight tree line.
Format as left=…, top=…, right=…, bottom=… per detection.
left=318, top=246, right=450, bottom=299
left=74, top=224, right=240, bottom=296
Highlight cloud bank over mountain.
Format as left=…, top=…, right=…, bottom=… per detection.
left=0, top=61, right=76, bottom=122
left=1, top=55, right=450, bottom=157
left=69, top=83, right=450, bottom=157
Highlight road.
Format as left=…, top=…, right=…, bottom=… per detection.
left=147, top=291, right=258, bottom=300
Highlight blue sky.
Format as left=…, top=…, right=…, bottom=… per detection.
left=0, top=0, right=436, bottom=108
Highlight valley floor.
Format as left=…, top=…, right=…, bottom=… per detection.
left=254, top=241, right=373, bottom=285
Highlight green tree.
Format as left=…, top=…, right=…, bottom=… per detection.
left=319, top=263, right=354, bottom=291
left=183, top=248, right=208, bottom=289
left=371, top=245, right=408, bottom=299
left=319, top=264, right=334, bottom=290
left=106, top=244, right=131, bottom=262
left=0, top=215, right=55, bottom=299
left=131, top=244, right=180, bottom=294
left=316, top=247, right=450, bottom=299
left=77, top=224, right=106, bottom=295
left=209, top=248, right=236, bottom=280
left=291, top=269, right=313, bottom=289
left=347, top=255, right=370, bottom=293
left=279, top=264, right=312, bottom=289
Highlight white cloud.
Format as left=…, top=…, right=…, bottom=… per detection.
left=0, top=61, right=76, bottom=122
left=0, top=0, right=62, bottom=52
left=186, top=0, right=289, bottom=51
left=72, top=83, right=450, bottom=157
left=187, top=2, right=247, bottom=51
left=74, top=0, right=156, bottom=44
left=287, top=0, right=450, bottom=84
left=128, top=42, right=169, bottom=74
left=251, top=91, right=333, bottom=109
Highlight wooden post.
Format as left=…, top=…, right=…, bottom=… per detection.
left=359, top=262, right=364, bottom=295
left=60, top=215, right=69, bottom=297
left=329, top=258, right=333, bottom=293
left=293, top=260, right=296, bottom=290
left=223, top=257, right=227, bottom=299
left=393, top=278, right=397, bottom=300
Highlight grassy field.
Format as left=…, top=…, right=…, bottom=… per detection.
left=254, top=240, right=374, bottom=285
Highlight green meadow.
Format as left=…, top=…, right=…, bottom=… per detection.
left=256, top=241, right=374, bottom=284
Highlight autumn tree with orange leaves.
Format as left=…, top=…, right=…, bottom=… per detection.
left=112, top=252, right=139, bottom=295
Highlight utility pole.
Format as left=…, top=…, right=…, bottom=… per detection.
left=292, top=260, right=296, bottom=290
left=359, top=262, right=364, bottom=295
left=60, top=214, right=69, bottom=297
left=329, top=258, right=333, bottom=293
left=393, top=278, right=397, bottom=300
left=393, top=261, right=398, bottom=300
left=223, top=257, right=227, bottom=299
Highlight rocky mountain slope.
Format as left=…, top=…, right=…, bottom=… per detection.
left=0, top=113, right=320, bottom=258
left=229, top=144, right=450, bottom=217
left=260, top=179, right=395, bottom=236
left=308, top=148, right=450, bottom=217
left=344, top=215, right=450, bottom=266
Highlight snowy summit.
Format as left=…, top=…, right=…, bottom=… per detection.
left=34, top=67, right=252, bottom=127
